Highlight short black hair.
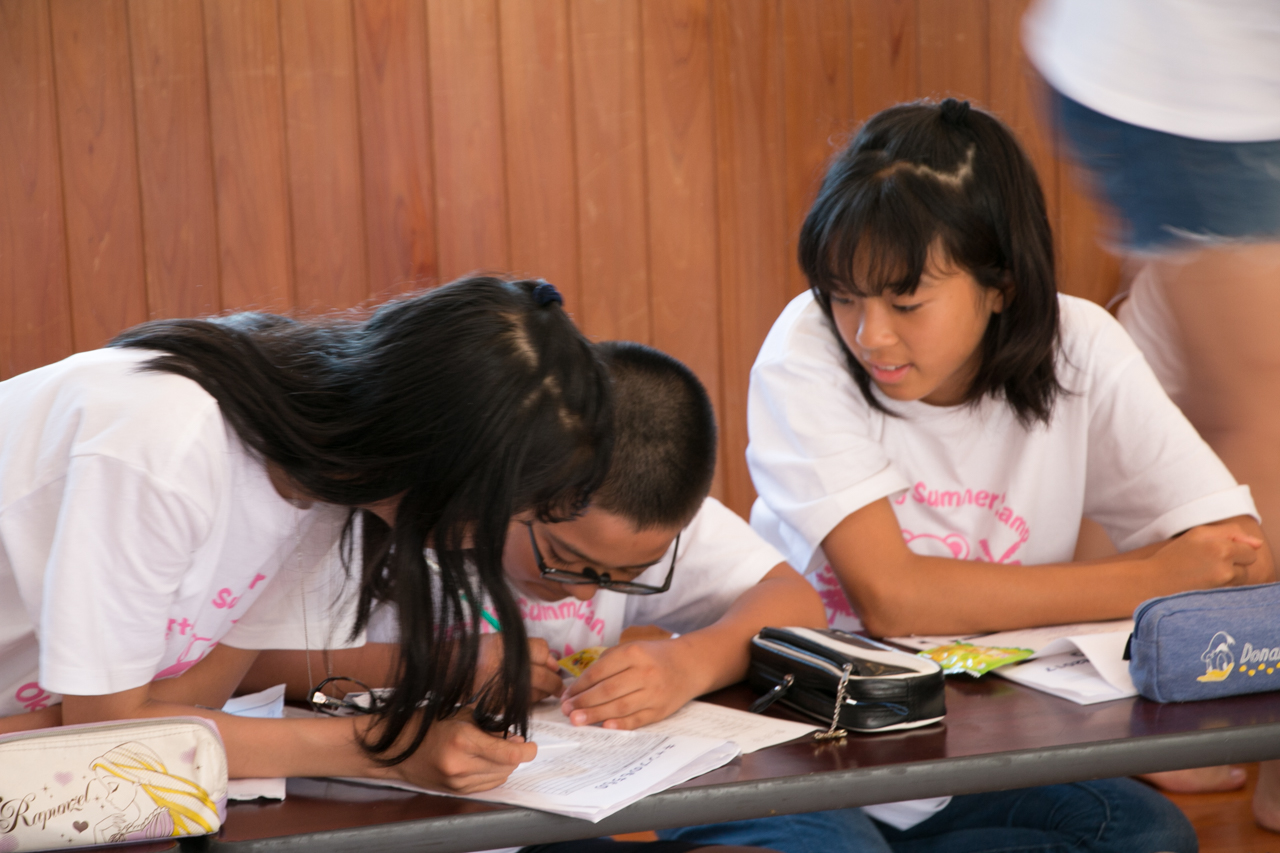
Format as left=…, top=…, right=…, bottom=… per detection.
left=798, top=98, right=1063, bottom=426
left=592, top=342, right=717, bottom=530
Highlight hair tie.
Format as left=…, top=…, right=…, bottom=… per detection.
left=940, top=98, right=971, bottom=125
left=532, top=281, right=564, bottom=308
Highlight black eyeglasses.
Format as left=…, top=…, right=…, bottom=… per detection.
left=525, top=523, right=678, bottom=595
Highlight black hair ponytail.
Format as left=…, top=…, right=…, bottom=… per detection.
left=111, top=276, right=613, bottom=760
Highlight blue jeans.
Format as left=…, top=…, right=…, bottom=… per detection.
left=1053, top=90, right=1280, bottom=253
left=657, top=779, right=1197, bottom=853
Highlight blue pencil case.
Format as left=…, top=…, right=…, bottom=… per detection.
left=1129, top=582, right=1280, bottom=703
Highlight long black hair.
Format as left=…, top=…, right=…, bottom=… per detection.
left=798, top=98, right=1063, bottom=425
left=110, top=276, right=613, bottom=761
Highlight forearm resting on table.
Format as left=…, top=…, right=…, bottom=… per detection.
left=824, top=501, right=1274, bottom=637
left=240, top=644, right=399, bottom=701
left=677, top=562, right=827, bottom=695
left=62, top=686, right=387, bottom=780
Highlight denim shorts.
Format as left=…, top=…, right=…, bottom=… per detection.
left=1053, top=90, right=1280, bottom=253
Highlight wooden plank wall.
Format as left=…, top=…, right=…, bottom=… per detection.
left=0, top=0, right=1120, bottom=519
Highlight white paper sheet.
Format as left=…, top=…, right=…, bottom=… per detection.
left=353, top=719, right=739, bottom=823
left=222, top=684, right=289, bottom=801
left=889, top=621, right=1137, bottom=705
left=531, top=698, right=818, bottom=754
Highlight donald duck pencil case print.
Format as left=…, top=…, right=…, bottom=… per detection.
left=0, top=716, right=227, bottom=851
left=1128, top=582, right=1280, bottom=703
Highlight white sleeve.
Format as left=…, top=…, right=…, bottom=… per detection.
left=1081, top=311, right=1257, bottom=551
left=623, top=498, right=786, bottom=634
left=746, top=296, right=910, bottom=572
left=222, top=507, right=365, bottom=651
left=36, top=455, right=214, bottom=696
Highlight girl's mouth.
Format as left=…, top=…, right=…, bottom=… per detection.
left=865, top=361, right=911, bottom=383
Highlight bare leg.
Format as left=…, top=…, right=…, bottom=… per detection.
left=1255, top=758, right=1280, bottom=833
left=1142, top=243, right=1280, bottom=809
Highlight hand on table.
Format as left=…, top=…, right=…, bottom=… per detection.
left=389, top=714, right=536, bottom=794
left=1154, top=521, right=1267, bottom=589
left=560, top=638, right=700, bottom=730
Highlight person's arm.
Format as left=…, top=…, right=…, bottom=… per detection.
left=561, top=562, right=826, bottom=729
left=824, top=498, right=1274, bottom=637
left=56, top=644, right=534, bottom=792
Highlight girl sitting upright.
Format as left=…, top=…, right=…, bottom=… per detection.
left=671, top=99, right=1272, bottom=853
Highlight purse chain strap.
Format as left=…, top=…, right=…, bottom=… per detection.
left=814, top=662, right=852, bottom=741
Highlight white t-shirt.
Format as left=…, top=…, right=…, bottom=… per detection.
left=503, top=498, right=784, bottom=658
left=0, top=348, right=362, bottom=718
left=746, top=291, right=1256, bottom=830
left=1023, top=0, right=1280, bottom=142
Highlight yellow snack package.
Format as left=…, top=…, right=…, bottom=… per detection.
left=919, top=642, right=1034, bottom=677
left=558, top=646, right=608, bottom=677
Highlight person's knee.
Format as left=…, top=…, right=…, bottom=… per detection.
left=1082, top=778, right=1198, bottom=853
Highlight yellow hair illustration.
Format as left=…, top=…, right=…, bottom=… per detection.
left=90, top=742, right=220, bottom=837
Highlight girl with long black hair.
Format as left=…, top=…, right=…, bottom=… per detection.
left=0, top=276, right=612, bottom=792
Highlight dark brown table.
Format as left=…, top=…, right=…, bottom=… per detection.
left=200, top=679, right=1280, bottom=853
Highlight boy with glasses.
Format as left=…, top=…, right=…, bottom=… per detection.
left=496, top=341, right=826, bottom=732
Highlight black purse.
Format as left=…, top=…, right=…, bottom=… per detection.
left=748, top=627, right=946, bottom=736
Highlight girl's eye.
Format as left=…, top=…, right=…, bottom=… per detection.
left=830, top=294, right=857, bottom=307
left=892, top=302, right=922, bottom=313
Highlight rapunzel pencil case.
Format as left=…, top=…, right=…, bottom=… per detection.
left=0, top=717, right=227, bottom=850
left=1129, top=582, right=1280, bottom=703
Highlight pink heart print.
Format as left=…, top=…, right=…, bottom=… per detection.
left=73, top=821, right=89, bottom=833
left=54, top=771, right=73, bottom=786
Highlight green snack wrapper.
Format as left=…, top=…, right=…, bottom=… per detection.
left=919, top=641, right=1034, bottom=677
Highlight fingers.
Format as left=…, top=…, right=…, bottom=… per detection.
left=530, top=665, right=565, bottom=702
left=405, top=717, right=536, bottom=794
left=529, top=638, right=558, bottom=670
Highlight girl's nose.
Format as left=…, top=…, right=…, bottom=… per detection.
left=855, top=299, right=897, bottom=349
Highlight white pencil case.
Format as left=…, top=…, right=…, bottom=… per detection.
left=0, top=717, right=227, bottom=851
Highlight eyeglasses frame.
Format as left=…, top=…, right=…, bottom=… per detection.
left=524, top=522, right=679, bottom=595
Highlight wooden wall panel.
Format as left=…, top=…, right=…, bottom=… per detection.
left=280, top=0, right=369, bottom=311
left=353, top=0, right=437, bottom=297
left=2, top=0, right=1132, bottom=518
left=128, top=0, right=221, bottom=320
left=642, top=0, right=725, bottom=500
left=0, top=0, right=74, bottom=379
left=782, top=0, right=854, bottom=298
left=711, top=0, right=790, bottom=515
left=987, top=0, right=1058, bottom=229
left=50, top=0, right=148, bottom=350
left=204, top=0, right=294, bottom=312
left=569, top=0, right=651, bottom=344
left=851, top=0, right=917, bottom=122
left=426, top=0, right=508, bottom=280
left=500, top=0, right=582, bottom=314
left=917, top=0, right=988, bottom=104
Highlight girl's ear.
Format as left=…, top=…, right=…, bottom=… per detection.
left=991, top=274, right=1015, bottom=314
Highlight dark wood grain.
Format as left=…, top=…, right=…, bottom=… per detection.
left=641, top=0, right=726, bottom=503
left=50, top=0, right=148, bottom=350
left=127, top=0, right=222, bottom=319
left=352, top=0, right=438, bottom=297
left=500, top=0, right=582, bottom=312
left=570, top=0, right=651, bottom=344
left=203, top=0, right=294, bottom=312
left=711, top=0, right=790, bottom=517
left=280, top=0, right=369, bottom=311
left=0, top=0, right=74, bottom=379
left=426, top=0, right=509, bottom=281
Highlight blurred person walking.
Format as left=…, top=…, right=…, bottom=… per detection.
left=1024, top=0, right=1280, bottom=830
